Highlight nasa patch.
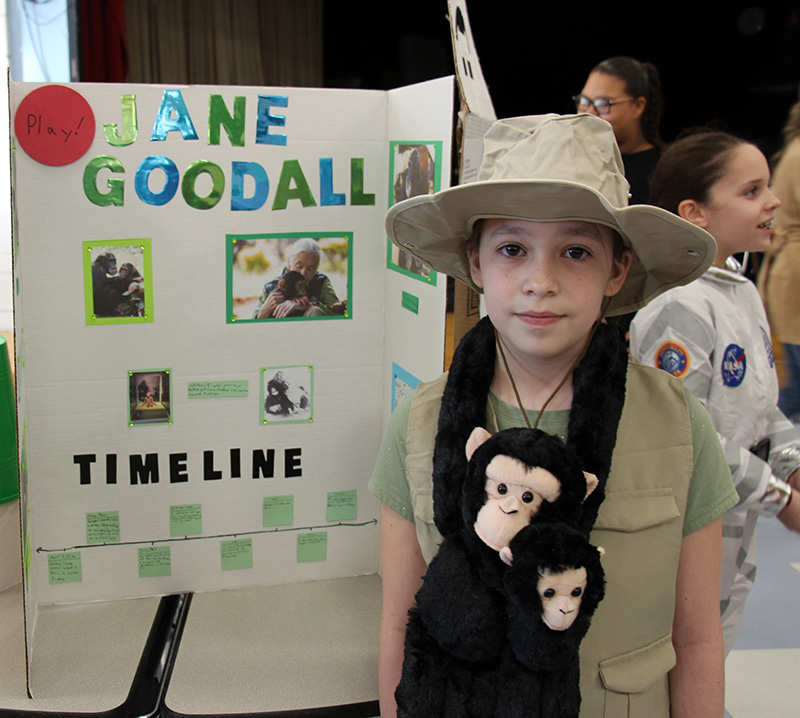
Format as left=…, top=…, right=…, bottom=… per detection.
left=656, top=341, right=689, bottom=378
left=721, top=344, right=746, bottom=387
left=761, top=327, right=775, bottom=368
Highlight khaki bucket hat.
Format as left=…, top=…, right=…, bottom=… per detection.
left=385, top=113, right=716, bottom=316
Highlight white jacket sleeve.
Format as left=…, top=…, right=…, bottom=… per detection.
left=630, top=301, right=794, bottom=516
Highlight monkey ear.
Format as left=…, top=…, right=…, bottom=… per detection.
left=583, top=471, right=599, bottom=499
left=465, top=427, right=492, bottom=461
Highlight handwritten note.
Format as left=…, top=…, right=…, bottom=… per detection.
left=297, top=532, right=327, bottom=563
left=327, top=490, right=357, bottom=522
left=86, top=511, right=120, bottom=543
left=48, top=552, right=82, bottom=584
left=263, top=495, right=294, bottom=527
left=138, top=546, right=171, bottom=577
left=188, top=380, right=249, bottom=399
left=170, top=504, right=202, bottom=536
left=221, top=538, right=253, bottom=570
left=14, top=85, right=96, bottom=166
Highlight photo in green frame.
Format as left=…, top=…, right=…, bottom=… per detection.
left=386, top=141, right=443, bottom=285
left=83, top=239, right=153, bottom=325
left=227, top=233, right=352, bottom=323
left=260, top=365, right=313, bottom=425
left=128, top=368, right=172, bottom=426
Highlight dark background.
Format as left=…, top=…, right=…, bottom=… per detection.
left=324, top=1, right=800, bottom=157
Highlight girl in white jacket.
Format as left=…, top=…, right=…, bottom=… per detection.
left=629, top=131, right=800, bottom=654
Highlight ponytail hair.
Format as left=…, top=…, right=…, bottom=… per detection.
left=649, top=131, right=748, bottom=214
left=592, top=56, right=665, bottom=149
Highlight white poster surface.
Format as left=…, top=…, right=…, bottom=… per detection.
left=10, top=77, right=453, bottom=663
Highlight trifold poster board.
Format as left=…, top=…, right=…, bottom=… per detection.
left=10, top=76, right=454, bottom=677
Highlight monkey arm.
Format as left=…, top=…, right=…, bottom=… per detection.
left=413, top=533, right=507, bottom=662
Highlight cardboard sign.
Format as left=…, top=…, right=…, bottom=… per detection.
left=10, top=79, right=453, bottom=677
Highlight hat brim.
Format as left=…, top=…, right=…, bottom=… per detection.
left=386, top=179, right=716, bottom=316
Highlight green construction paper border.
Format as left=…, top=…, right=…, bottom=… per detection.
left=226, top=232, right=353, bottom=323
left=83, top=238, right=154, bottom=325
left=386, top=140, right=443, bottom=286
left=128, top=367, right=173, bottom=426
left=260, top=364, right=314, bottom=425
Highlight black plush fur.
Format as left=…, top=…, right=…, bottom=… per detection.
left=399, top=527, right=605, bottom=718
left=396, top=317, right=628, bottom=717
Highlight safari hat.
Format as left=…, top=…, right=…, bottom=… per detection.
left=385, top=113, right=716, bottom=316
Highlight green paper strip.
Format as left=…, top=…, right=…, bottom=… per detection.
left=188, top=380, right=249, bottom=398
left=401, top=292, right=419, bottom=314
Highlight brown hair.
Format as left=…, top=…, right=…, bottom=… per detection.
left=592, top=56, right=665, bottom=149
left=649, top=131, right=748, bottom=214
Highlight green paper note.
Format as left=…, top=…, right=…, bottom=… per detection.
left=170, top=503, right=202, bottom=536
left=297, top=532, right=327, bottom=563
left=48, top=552, right=82, bottom=584
left=263, top=495, right=294, bottom=527
left=86, top=510, right=120, bottom=543
left=139, top=546, right=171, bottom=577
left=401, top=291, right=419, bottom=314
left=327, top=490, right=357, bottom=522
left=221, top=538, right=253, bottom=570
left=188, top=380, right=249, bottom=398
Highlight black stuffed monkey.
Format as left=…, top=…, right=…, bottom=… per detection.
left=395, top=427, right=606, bottom=718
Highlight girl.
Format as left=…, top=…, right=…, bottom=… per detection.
left=629, top=131, right=800, bottom=656
left=574, top=56, right=664, bottom=204
left=371, top=114, right=737, bottom=717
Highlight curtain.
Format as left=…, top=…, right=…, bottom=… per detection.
left=79, top=0, right=129, bottom=82
left=123, top=0, right=323, bottom=87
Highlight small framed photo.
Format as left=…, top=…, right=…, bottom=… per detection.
left=386, top=141, right=443, bottom=285
left=84, top=239, right=153, bottom=325
left=128, top=369, right=172, bottom=426
left=228, top=233, right=352, bottom=323
left=261, top=365, right=313, bottom=425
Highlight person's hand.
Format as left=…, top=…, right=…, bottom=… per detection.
left=273, top=298, right=308, bottom=318
left=257, top=289, right=284, bottom=319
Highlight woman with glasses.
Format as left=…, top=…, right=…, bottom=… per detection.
left=574, top=56, right=664, bottom=204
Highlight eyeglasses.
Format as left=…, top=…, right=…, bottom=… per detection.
left=572, top=94, right=635, bottom=116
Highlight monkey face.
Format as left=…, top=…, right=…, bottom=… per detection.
left=473, top=455, right=561, bottom=552
left=279, top=270, right=309, bottom=300
left=538, top=566, right=587, bottom=631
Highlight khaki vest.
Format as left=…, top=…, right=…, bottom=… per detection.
left=405, top=358, right=693, bottom=718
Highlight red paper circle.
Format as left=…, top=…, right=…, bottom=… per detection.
left=15, top=85, right=96, bottom=166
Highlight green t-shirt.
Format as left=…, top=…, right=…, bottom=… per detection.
left=369, top=387, right=735, bottom=538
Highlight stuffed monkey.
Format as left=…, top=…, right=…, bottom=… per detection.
left=396, top=427, right=605, bottom=718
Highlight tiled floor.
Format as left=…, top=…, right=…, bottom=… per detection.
left=724, top=514, right=800, bottom=717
